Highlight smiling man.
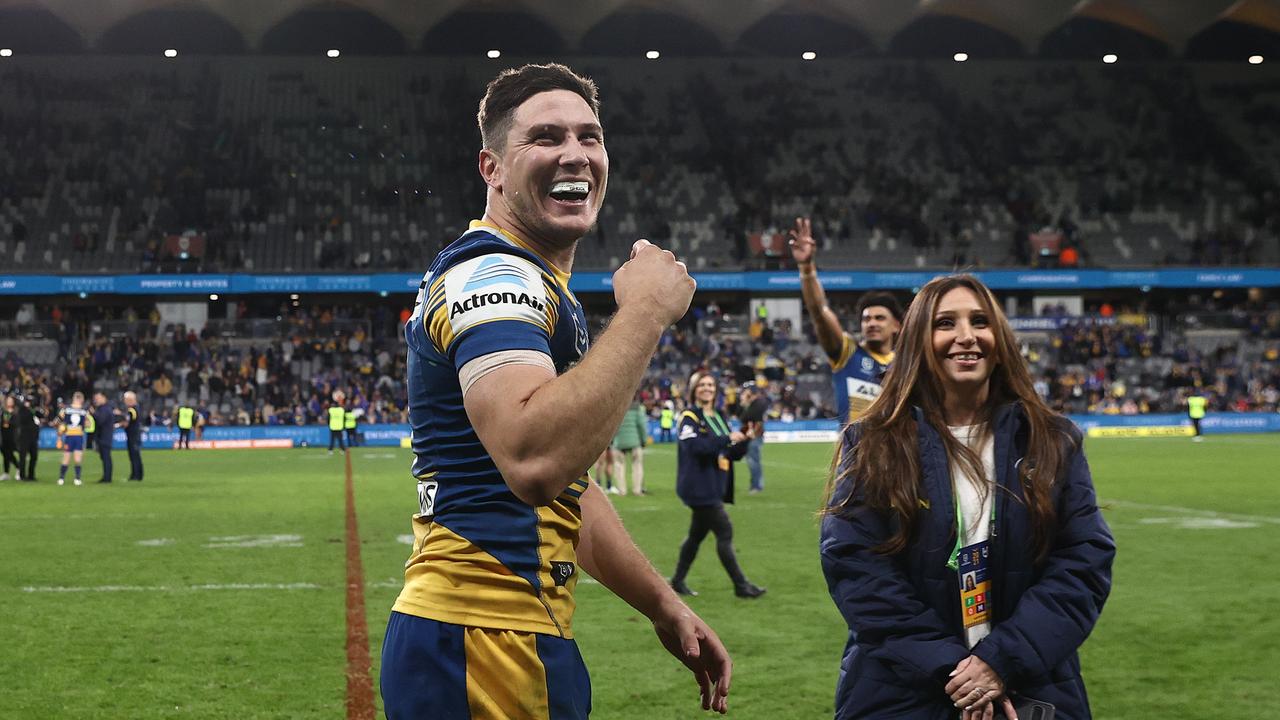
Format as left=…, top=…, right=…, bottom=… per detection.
left=789, top=218, right=904, bottom=423
left=380, top=64, right=733, bottom=719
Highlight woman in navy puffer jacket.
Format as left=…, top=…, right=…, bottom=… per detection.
left=821, top=275, right=1115, bottom=720
left=670, top=371, right=766, bottom=599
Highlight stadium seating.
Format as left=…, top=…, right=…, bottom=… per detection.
left=2, top=58, right=1277, bottom=272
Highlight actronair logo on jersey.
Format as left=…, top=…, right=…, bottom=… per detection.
left=449, top=290, right=545, bottom=318
left=462, top=256, right=531, bottom=292
left=445, top=253, right=549, bottom=336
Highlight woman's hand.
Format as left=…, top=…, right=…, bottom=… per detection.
left=962, top=694, right=1018, bottom=720
left=946, top=655, right=1015, bottom=716
left=729, top=431, right=747, bottom=444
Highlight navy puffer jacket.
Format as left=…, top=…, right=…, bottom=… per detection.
left=820, top=403, right=1115, bottom=719
left=676, top=407, right=748, bottom=508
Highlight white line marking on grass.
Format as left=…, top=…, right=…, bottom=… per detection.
left=1137, top=517, right=1260, bottom=530
left=1103, top=499, right=1280, bottom=526
left=137, top=538, right=175, bottom=546
left=397, top=534, right=414, bottom=545
left=358, top=453, right=397, bottom=460
left=203, top=534, right=304, bottom=548
left=20, top=582, right=323, bottom=593
left=0, top=513, right=159, bottom=522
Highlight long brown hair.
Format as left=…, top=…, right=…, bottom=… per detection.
left=824, top=274, right=1076, bottom=560
left=686, top=370, right=718, bottom=410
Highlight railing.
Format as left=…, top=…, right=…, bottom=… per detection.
left=0, top=321, right=63, bottom=340
left=1174, top=312, right=1256, bottom=330
left=203, top=318, right=372, bottom=339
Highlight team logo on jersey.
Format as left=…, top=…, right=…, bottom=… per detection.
left=462, top=256, right=531, bottom=292
left=569, top=308, right=589, bottom=357
left=678, top=423, right=699, bottom=441
left=444, top=254, right=549, bottom=337
left=417, top=480, right=439, bottom=517
left=861, top=356, right=874, bottom=372
left=550, top=561, right=576, bottom=587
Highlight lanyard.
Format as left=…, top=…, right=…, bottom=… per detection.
left=704, top=410, right=730, bottom=437
left=946, top=492, right=997, bottom=571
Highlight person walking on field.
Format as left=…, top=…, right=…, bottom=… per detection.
left=1186, top=392, right=1208, bottom=442
left=610, top=393, right=649, bottom=495
left=670, top=371, right=766, bottom=600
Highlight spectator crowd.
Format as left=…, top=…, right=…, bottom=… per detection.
left=2, top=295, right=1278, bottom=438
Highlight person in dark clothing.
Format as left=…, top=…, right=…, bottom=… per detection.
left=91, top=392, right=121, bottom=483
left=1, top=395, right=18, bottom=480
left=670, top=371, right=766, bottom=599
left=122, top=391, right=144, bottom=481
left=820, top=275, right=1114, bottom=720
left=16, top=395, right=41, bottom=481
left=737, top=382, right=769, bottom=494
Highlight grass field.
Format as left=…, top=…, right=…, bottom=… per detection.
left=2, top=435, right=1278, bottom=719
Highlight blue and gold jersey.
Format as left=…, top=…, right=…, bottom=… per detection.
left=59, top=406, right=89, bottom=437
left=394, top=220, right=590, bottom=638
left=831, top=334, right=892, bottom=423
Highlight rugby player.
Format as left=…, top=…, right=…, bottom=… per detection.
left=380, top=63, right=732, bottom=719
left=56, top=391, right=89, bottom=486
left=789, top=217, right=903, bottom=423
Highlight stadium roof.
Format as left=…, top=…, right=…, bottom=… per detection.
left=2, top=0, right=1278, bottom=54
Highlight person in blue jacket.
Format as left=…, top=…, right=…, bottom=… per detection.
left=820, top=274, right=1115, bottom=720
left=670, top=371, right=766, bottom=599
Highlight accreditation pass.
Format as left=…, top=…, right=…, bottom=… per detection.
left=957, top=539, right=992, bottom=635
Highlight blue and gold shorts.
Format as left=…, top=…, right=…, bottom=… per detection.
left=381, top=611, right=591, bottom=720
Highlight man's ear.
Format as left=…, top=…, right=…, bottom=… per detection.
left=479, top=148, right=502, bottom=191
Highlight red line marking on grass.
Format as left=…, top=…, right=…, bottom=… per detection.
left=344, top=449, right=376, bottom=720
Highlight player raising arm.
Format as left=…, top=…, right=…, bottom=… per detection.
left=790, top=217, right=903, bottom=423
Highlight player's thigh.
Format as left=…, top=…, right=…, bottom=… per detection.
left=381, top=612, right=590, bottom=720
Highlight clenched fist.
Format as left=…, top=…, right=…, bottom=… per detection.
left=613, top=239, right=696, bottom=327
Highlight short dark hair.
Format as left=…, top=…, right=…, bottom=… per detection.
left=477, top=63, right=600, bottom=152
left=856, top=291, right=904, bottom=323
